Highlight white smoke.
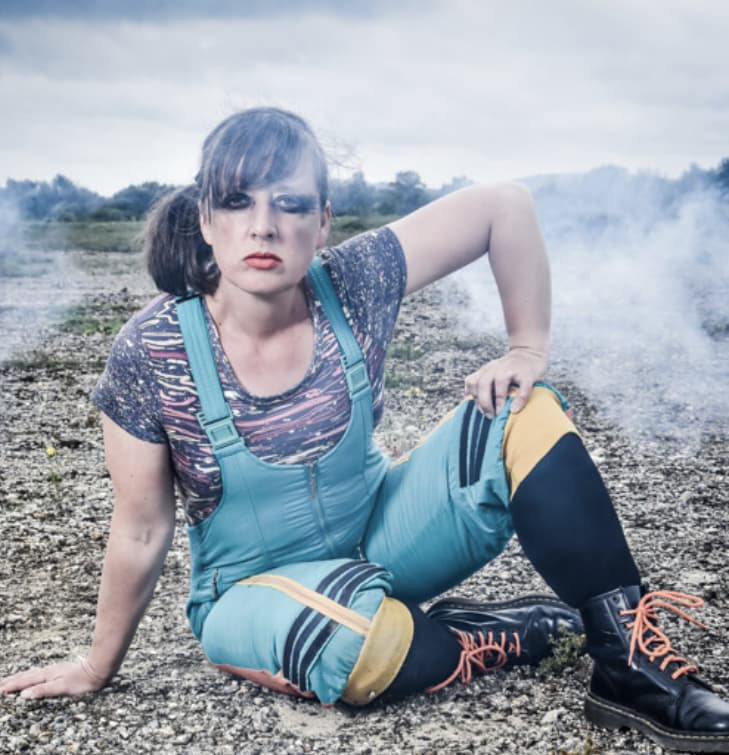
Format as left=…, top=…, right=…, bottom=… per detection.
left=0, top=200, right=84, bottom=363
left=450, top=167, right=729, bottom=450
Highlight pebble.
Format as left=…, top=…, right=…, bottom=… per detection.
left=540, top=707, right=566, bottom=725
left=1, top=261, right=728, bottom=755
left=683, top=569, right=718, bottom=587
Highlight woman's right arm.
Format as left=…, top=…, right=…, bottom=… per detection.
left=0, top=414, right=176, bottom=699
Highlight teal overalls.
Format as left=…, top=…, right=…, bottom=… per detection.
left=175, top=258, right=524, bottom=703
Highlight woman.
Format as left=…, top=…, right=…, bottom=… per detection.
left=2, top=107, right=728, bottom=752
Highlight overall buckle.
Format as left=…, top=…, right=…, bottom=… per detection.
left=196, top=408, right=240, bottom=451
left=345, top=361, right=370, bottom=400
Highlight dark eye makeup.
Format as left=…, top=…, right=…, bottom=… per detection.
left=219, top=192, right=252, bottom=210
left=217, top=192, right=318, bottom=214
left=273, top=194, right=318, bottom=213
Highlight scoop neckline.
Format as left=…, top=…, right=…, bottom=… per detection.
left=201, top=279, right=323, bottom=405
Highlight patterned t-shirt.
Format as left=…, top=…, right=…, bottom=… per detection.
left=92, top=227, right=406, bottom=524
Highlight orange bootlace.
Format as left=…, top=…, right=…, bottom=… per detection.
left=619, top=590, right=707, bottom=680
left=426, top=628, right=522, bottom=693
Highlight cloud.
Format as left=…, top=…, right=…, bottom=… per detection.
left=0, top=1, right=727, bottom=193
left=0, top=0, right=429, bottom=22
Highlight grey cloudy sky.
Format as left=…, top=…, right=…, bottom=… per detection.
left=1, top=0, right=727, bottom=195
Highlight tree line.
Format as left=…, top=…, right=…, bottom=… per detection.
left=0, top=171, right=473, bottom=223
left=1, top=161, right=727, bottom=223
left=0, top=176, right=177, bottom=222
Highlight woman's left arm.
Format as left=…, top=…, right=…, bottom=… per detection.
left=388, top=182, right=550, bottom=418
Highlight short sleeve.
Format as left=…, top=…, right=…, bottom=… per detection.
left=91, top=318, right=166, bottom=443
left=322, top=226, right=407, bottom=348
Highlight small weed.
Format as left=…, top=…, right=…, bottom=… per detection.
left=61, top=312, right=126, bottom=336
left=60, top=303, right=132, bottom=336
left=2, top=351, right=105, bottom=372
left=47, top=466, right=62, bottom=485
left=384, top=369, right=423, bottom=390
left=384, top=371, right=406, bottom=389
left=387, top=340, right=424, bottom=361
left=538, top=631, right=586, bottom=676
left=328, top=214, right=397, bottom=246
left=550, top=737, right=597, bottom=755
left=3, top=351, right=80, bottom=371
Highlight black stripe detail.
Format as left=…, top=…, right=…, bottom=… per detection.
left=283, top=561, right=364, bottom=681
left=470, top=413, right=491, bottom=485
left=293, top=564, right=385, bottom=689
left=329, top=563, right=383, bottom=603
left=284, top=561, right=382, bottom=686
left=468, top=412, right=485, bottom=486
left=459, top=400, right=475, bottom=488
left=294, top=618, right=338, bottom=688
left=291, top=563, right=384, bottom=689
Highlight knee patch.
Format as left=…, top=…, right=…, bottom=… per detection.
left=503, top=386, right=577, bottom=498
left=340, top=597, right=414, bottom=705
left=200, top=559, right=413, bottom=705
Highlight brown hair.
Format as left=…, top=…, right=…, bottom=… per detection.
left=145, top=107, right=329, bottom=295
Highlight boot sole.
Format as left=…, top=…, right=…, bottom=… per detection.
left=427, top=593, right=576, bottom=616
left=586, top=692, right=729, bottom=753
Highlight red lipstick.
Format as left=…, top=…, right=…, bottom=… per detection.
left=244, top=253, right=281, bottom=270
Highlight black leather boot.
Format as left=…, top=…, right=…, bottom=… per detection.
left=424, top=594, right=584, bottom=691
left=581, top=586, right=729, bottom=753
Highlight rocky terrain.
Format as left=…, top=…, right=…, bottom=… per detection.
left=1, top=250, right=728, bottom=754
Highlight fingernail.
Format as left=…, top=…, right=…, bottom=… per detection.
left=20, top=690, right=32, bottom=699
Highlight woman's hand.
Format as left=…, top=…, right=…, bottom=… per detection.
left=0, top=657, right=109, bottom=699
left=464, top=346, right=548, bottom=418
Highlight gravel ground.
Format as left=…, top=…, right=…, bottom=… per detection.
left=1, top=251, right=728, bottom=755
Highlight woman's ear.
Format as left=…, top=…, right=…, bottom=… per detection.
left=316, top=201, right=332, bottom=248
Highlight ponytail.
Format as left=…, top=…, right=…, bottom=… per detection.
left=144, top=185, right=220, bottom=296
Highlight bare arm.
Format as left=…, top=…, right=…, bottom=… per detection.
left=0, top=414, right=176, bottom=699
left=388, top=182, right=550, bottom=417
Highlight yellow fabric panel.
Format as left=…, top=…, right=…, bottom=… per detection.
left=340, top=597, right=414, bottom=705
left=503, top=386, right=578, bottom=498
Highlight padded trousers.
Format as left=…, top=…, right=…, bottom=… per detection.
left=197, top=386, right=575, bottom=704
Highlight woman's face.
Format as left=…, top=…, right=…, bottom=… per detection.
left=199, top=154, right=330, bottom=299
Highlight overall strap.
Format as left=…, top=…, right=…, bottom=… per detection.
left=176, top=261, right=373, bottom=450
left=176, top=296, right=241, bottom=453
left=307, top=257, right=372, bottom=403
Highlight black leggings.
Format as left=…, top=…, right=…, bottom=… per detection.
left=385, top=430, right=641, bottom=698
